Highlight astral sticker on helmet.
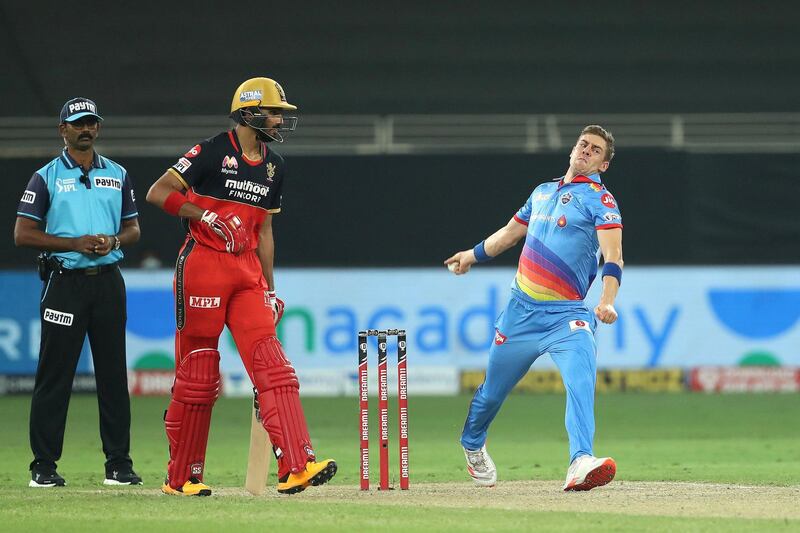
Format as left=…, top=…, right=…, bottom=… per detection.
left=240, top=90, right=263, bottom=103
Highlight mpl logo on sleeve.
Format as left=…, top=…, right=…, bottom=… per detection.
left=21, top=190, right=36, bottom=204
left=94, top=176, right=122, bottom=190
left=568, top=319, right=592, bottom=333
left=189, top=296, right=221, bottom=308
left=44, top=308, right=74, bottom=326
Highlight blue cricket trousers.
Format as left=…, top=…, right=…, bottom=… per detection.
left=461, top=293, right=598, bottom=464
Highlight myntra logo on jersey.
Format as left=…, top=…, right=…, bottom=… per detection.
left=225, top=179, right=269, bottom=202
left=94, top=177, right=122, bottom=190
left=221, top=156, right=238, bottom=175
left=189, top=296, right=221, bottom=308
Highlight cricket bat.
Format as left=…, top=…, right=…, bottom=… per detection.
left=244, top=404, right=272, bottom=495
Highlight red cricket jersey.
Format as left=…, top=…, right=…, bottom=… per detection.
left=167, top=129, right=284, bottom=252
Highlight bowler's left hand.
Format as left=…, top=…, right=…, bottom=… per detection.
left=594, top=303, right=618, bottom=324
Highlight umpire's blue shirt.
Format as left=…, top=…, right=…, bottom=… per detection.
left=17, top=148, right=138, bottom=269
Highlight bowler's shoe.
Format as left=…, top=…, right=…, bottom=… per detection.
left=563, top=455, right=616, bottom=491
left=463, top=445, right=497, bottom=487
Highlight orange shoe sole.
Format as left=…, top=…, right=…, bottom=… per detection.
left=564, top=458, right=616, bottom=492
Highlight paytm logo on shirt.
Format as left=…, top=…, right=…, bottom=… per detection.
left=94, top=177, right=122, bottom=190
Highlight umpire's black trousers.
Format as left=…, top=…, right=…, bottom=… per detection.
left=29, top=264, right=132, bottom=470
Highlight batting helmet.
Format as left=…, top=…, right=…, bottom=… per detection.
left=230, top=77, right=297, bottom=113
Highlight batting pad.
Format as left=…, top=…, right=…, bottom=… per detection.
left=165, top=348, right=220, bottom=488
left=252, top=337, right=315, bottom=477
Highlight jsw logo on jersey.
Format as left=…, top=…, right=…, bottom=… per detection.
left=189, top=296, right=221, bottom=308
left=494, top=329, right=507, bottom=345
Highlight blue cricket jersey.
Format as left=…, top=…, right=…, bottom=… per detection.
left=16, top=149, right=138, bottom=269
left=512, top=173, right=622, bottom=302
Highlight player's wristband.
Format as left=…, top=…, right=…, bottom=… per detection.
left=472, top=240, right=492, bottom=263
left=602, top=262, right=622, bottom=285
left=163, top=191, right=188, bottom=216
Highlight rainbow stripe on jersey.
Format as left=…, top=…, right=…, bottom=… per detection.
left=515, top=235, right=582, bottom=301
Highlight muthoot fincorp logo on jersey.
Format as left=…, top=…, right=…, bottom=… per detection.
left=225, top=179, right=269, bottom=202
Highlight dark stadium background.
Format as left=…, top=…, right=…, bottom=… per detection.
left=1, top=1, right=798, bottom=268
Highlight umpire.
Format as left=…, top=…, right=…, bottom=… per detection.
left=13, top=98, right=142, bottom=487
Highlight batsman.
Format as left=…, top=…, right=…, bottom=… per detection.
left=146, top=77, right=336, bottom=496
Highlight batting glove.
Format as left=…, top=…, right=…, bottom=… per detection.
left=267, top=290, right=285, bottom=325
left=201, top=210, right=249, bottom=254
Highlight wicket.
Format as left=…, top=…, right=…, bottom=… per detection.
left=358, top=329, right=409, bottom=491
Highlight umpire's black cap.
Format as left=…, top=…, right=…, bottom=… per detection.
left=60, top=97, right=103, bottom=123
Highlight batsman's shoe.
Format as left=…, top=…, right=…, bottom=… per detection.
left=277, top=459, right=337, bottom=494
left=104, top=465, right=143, bottom=486
left=29, top=468, right=66, bottom=488
left=161, top=476, right=212, bottom=496
left=563, top=455, right=616, bottom=491
left=463, top=445, right=497, bottom=487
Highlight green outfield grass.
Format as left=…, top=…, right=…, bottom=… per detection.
left=1, top=392, right=799, bottom=532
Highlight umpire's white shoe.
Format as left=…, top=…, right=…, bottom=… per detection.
left=463, top=445, right=497, bottom=487
left=563, top=455, right=616, bottom=491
